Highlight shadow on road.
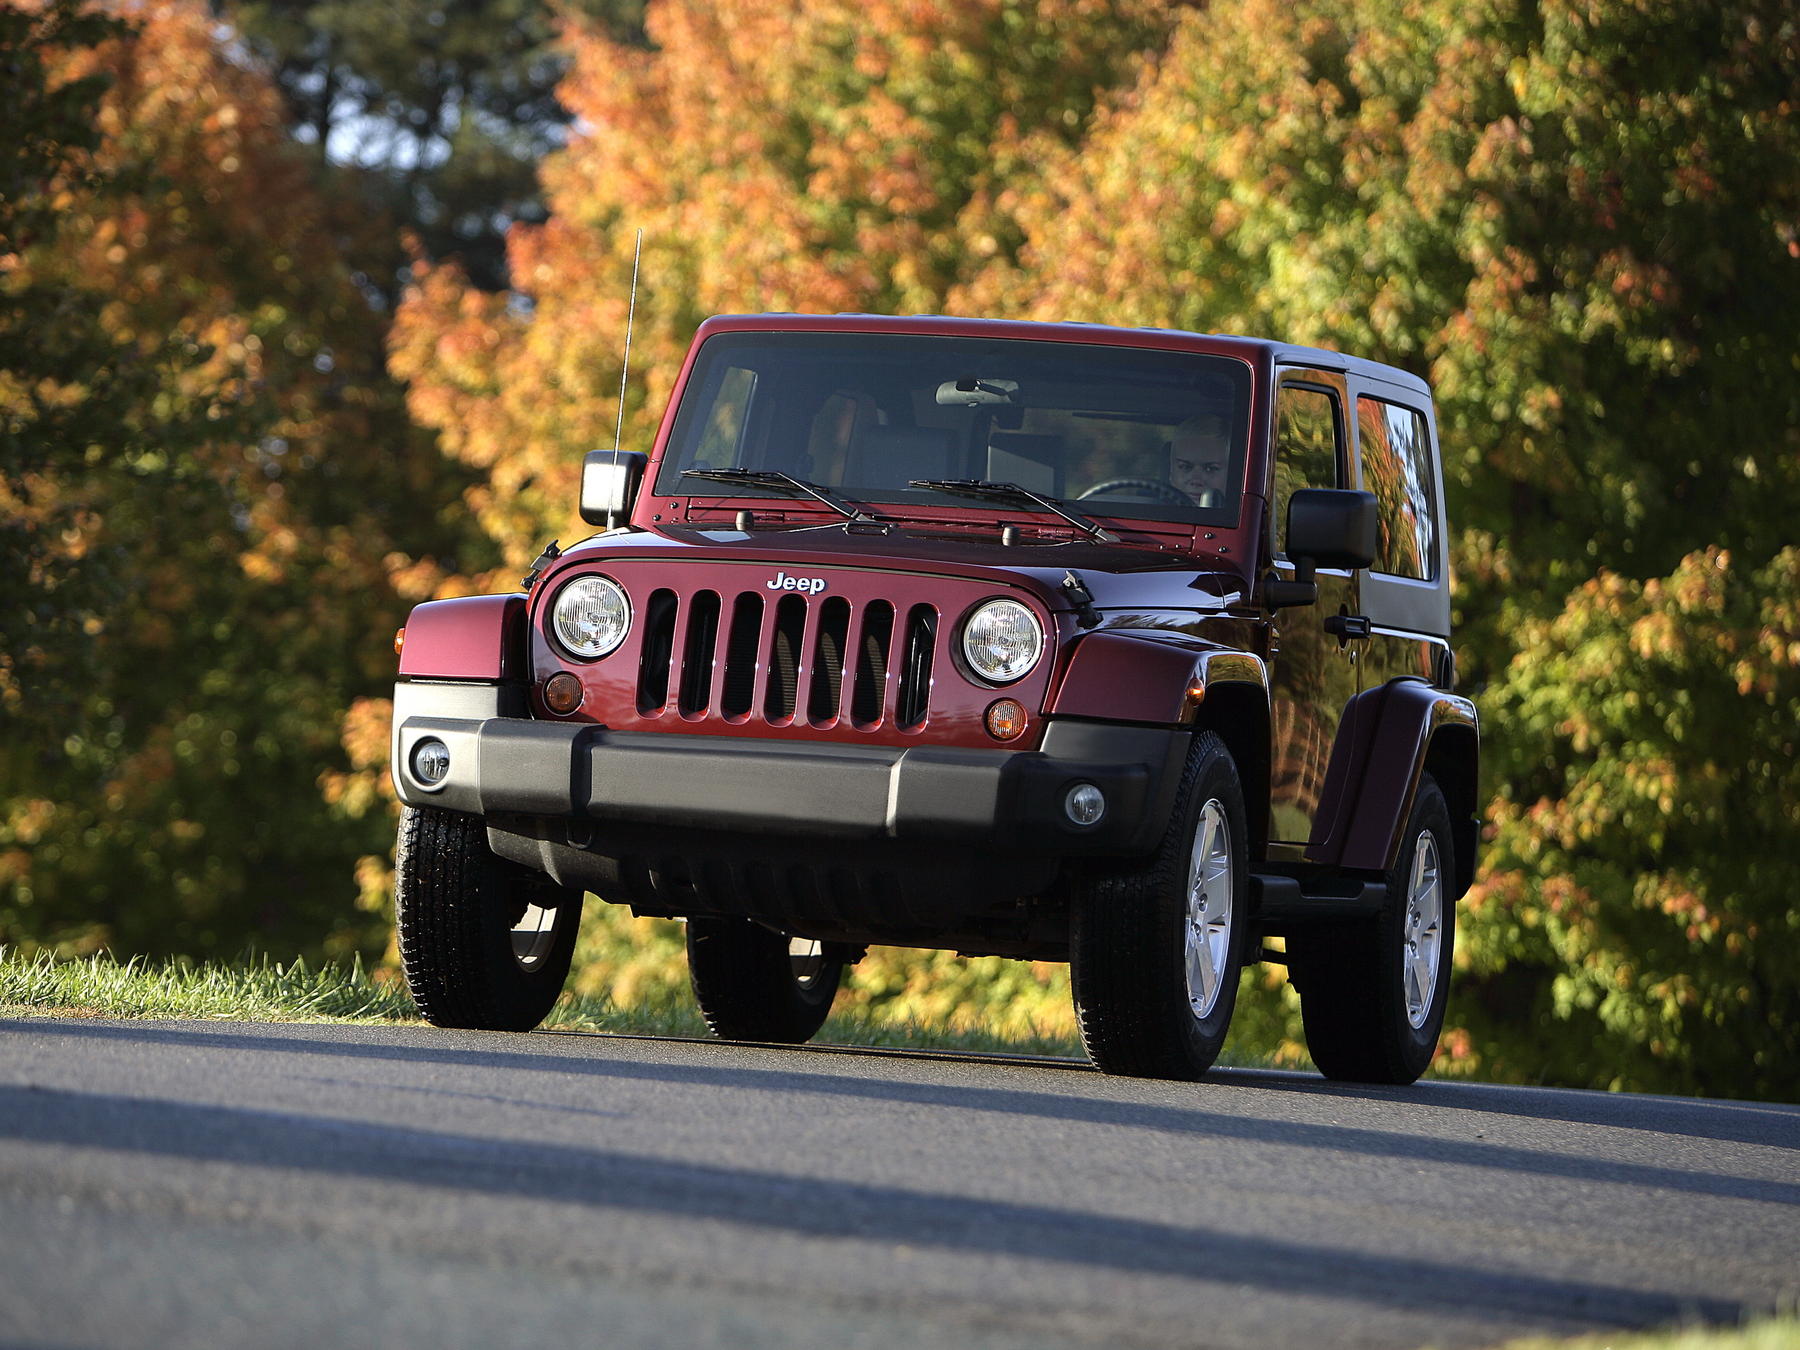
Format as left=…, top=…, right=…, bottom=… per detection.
left=0, top=1079, right=1756, bottom=1333
left=9, top=1020, right=1797, bottom=1204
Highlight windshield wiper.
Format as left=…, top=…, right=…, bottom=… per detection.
left=908, top=478, right=1116, bottom=543
left=680, top=468, right=882, bottom=524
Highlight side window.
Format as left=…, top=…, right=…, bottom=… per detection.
left=1272, top=383, right=1343, bottom=559
left=1355, top=397, right=1437, bottom=580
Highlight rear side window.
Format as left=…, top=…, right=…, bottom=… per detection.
left=1355, top=397, right=1437, bottom=580
left=1271, top=383, right=1343, bottom=559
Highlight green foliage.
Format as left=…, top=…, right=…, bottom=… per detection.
left=1460, top=548, right=1800, bottom=1099
left=960, top=0, right=1800, bottom=1095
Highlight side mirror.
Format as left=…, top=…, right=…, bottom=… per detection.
left=580, top=450, right=649, bottom=527
left=1287, top=488, right=1378, bottom=571
left=1265, top=489, right=1379, bottom=609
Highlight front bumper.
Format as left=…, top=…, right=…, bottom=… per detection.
left=392, top=680, right=1189, bottom=856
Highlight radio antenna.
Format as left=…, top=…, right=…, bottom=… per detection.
left=612, top=228, right=643, bottom=461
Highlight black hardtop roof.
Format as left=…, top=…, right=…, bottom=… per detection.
left=698, top=313, right=1433, bottom=399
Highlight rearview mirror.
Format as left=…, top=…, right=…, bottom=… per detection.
left=580, top=450, right=649, bottom=527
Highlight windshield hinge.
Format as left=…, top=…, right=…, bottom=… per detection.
left=1062, top=570, right=1101, bottom=629
left=521, top=539, right=562, bottom=590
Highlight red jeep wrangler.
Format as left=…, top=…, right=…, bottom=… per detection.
left=390, top=314, right=1478, bottom=1084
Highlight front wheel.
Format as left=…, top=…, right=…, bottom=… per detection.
left=1069, top=731, right=1250, bottom=1080
left=1290, top=776, right=1456, bottom=1084
left=395, top=805, right=584, bottom=1031
left=687, top=918, right=844, bottom=1044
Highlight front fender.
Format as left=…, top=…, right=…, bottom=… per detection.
left=397, top=594, right=528, bottom=681
left=1047, top=629, right=1267, bottom=725
left=1307, top=677, right=1480, bottom=895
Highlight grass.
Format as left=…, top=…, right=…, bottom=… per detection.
left=1482, top=1316, right=1800, bottom=1350
left=0, top=944, right=1088, bottom=1056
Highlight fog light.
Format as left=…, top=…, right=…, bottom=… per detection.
left=1064, top=782, right=1105, bottom=826
left=985, top=698, right=1028, bottom=741
left=411, top=738, right=451, bottom=789
left=544, top=671, right=583, bottom=715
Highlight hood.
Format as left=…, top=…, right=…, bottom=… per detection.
left=543, top=521, right=1254, bottom=613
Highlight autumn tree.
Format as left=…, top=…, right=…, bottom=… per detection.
left=1, top=0, right=488, bottom=960
left=2, top=0, right=140, bottom=700
left=390, top=0, right=1177, bottom=570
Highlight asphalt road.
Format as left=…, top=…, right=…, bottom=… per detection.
left=0, top=1018, right=1794, bottom=1350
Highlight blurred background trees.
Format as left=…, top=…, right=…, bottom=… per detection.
left=3, top=0, right=1795, bottom=1096
left=1, top=0, right=492, bottom=958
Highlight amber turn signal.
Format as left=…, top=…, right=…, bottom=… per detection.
left=393, top=627, right=405, bottom=656
left=543, top=672, right=584, bottom=715
left=985, top=698, right=1028, bottom=741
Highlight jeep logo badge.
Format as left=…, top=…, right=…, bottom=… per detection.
left=767, top=571, right=827, bottom=595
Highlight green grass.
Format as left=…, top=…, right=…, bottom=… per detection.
left=0, top=947, right=420, bottom=1025
left=0, top=945, right=1086, bottom=1055
left=1482, top=1315, right=1800, bottom=1350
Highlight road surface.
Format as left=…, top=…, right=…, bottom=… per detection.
left=1, top=1017, right=1794, bottom=1349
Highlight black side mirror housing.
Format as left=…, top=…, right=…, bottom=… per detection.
left=1265, top=489, right=1379, bottom=609
left=1287, top=488, right=1379, bottom=571
left=579, top=450, right=649, bottom=527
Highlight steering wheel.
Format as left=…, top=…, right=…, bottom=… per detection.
left=1076, top=478, right=1194, bottom=507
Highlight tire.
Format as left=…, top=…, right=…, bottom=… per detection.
left=686, top=917, right=844, bottom=1044
left=395, top=805, right=583, bottom=1032
left=1290, top=775, right=1455, bottom=1084
left=1069, top=731, right=1250, bottom=1080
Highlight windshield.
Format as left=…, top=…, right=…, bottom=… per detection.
left=654, top=331, right=1253, bottom=528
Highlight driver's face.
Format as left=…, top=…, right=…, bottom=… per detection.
left=1170, top=430, right=1230, bottom=503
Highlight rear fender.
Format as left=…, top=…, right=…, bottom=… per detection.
left=1307, top=678, right=1480, bottom=897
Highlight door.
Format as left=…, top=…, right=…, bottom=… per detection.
left=1266, top=371, right=1364, bottom=848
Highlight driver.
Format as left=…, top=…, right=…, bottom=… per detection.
left=1169, top=413, right=1232, bottom=507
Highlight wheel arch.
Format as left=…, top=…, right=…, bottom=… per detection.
left=1189, top=680, right=1271, bottom=859
left=1307, top=678, right=1479, bottom=895
left=1422, top=722, right=1479, bottom=900
left=1048, top=629, right=1270, bottom=854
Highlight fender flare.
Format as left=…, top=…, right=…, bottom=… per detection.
left=1307, top=677, right=1480, bottom=897
left=397, top=594, right=528, bottom=681
left=1047, top=628, right=1268, bottom=726
left=1048, top=628, right=1273, bottom=850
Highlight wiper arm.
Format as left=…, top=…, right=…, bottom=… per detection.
left=680, top=468, right=880, bottom=523
left=908, top=478, right=1116, bottom=543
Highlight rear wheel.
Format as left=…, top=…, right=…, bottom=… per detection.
left=686, top=917, right=844, bottom=1044
left=1291, top=776, right=1455, bottom=1084
left=1069, top=731, right=1249, bottom=1080
left=395, top=805, right=584, bottom=1031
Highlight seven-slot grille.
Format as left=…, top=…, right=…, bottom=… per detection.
left=634, top=587, right=941, bottom=731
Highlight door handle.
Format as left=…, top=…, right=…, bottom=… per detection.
left=1324, top=613, right=1372, bottom=641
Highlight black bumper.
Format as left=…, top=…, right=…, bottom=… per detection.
left=392, top=682, right=1189, bottom=856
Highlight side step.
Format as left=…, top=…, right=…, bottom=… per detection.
left=1250, top=872, right=1386, bottom=924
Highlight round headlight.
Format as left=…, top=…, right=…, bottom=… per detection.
left=962, top=598, right=1043, bottom=684
left=551, top=575, right=631, bottom=659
